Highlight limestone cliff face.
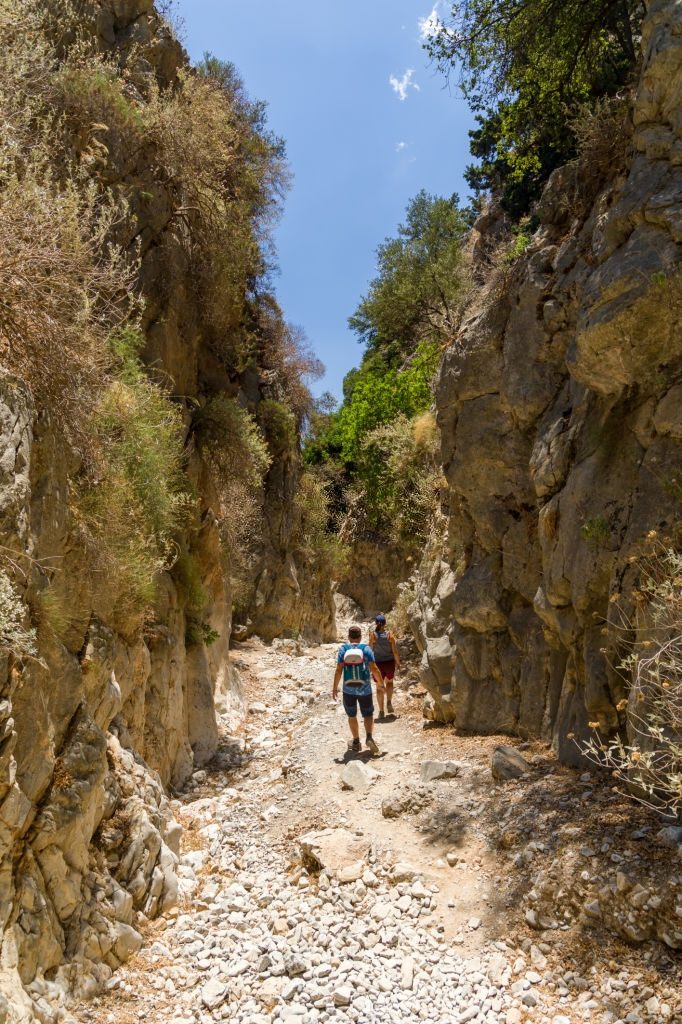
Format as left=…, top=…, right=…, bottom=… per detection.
left=413, top=0, right=682, bottom=761
left=0, top=3, right=333, bottom=1020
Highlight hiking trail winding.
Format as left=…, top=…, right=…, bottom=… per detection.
left=80, top=634, right=681, bottom=1024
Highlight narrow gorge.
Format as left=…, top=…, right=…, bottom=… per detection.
left=0, top=1, right=680, bottom=1023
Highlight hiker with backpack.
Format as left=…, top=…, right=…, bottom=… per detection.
left=369, top=613, right=401, bottom=718
left=332, top=624, right=384, bottom=755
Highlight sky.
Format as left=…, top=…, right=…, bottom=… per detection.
left=175, top=1, right=475, bottom=399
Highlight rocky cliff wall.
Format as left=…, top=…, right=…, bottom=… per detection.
left=413, top=0, right=682, bottom=762
left=0, top=3, right=333, bottom=1020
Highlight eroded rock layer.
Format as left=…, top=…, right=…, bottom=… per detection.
left=414, top=0, right=682, bottom=759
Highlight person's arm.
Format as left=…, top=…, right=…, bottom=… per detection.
left=332, top=663, right=343, bottom=699
left=390, top=632, right=401, bottom=669
left=369, top=630, right=376, bottom=650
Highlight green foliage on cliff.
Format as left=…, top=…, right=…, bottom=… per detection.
left=1, top=1, right=321, bottom=633
left=76, top=330, right=192, bottom=635
left=427, top=0, right=644, bottom=216
left=305, top=192, right=467, bottom=545
left=295, top=472, right=349, bottom=580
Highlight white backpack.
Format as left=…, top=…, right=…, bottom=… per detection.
left=343, top=645, right=365, bottom=681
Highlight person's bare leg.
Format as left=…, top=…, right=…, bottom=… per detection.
left=376, top=683, right=386, bottom=718
left=364, top=716, right=379, bottom=754
left=386, top=680, right=394, bottom=714
left=348, top=715, right=359, bottom=740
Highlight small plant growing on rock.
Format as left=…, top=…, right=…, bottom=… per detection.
left=580, top=515, right=611, bottom=547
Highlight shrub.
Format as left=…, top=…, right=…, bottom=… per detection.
left=360, top=413, right=441, bottom=545
left=388, top=581, right=418, bottom=638
left=34, top=586, right=75, bottom=645
left=0, top=3, right=139, bottom=442
left=571, top=93, right=632, bottom=184
left=219, top=480, right=264, bottom=613
left=295, top=472, right=349, bottom=580
left=0, top=572, right=36, bottom=658
left=258, top=399, right=298, bottom=458
left=583, top=544, right=682, bottom=818
left=580, top=515, right=611, bottom=547
left=193, top=396, right=270, bottom=490
left=192, top=396, right=273, bottom=613
left=146, top=57, right=289, bottom=366
left=75, top=330, right=192, bottom=635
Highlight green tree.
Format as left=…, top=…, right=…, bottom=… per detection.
left=426, top=0, right=644, bottom=216
left=349, top=190, right=472, bottom=364
left=305, top=191, right=468, bottom=537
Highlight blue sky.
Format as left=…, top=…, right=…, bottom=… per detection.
left=175, top=1, right=474, bottom=398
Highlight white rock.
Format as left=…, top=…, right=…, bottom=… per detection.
left=333, top=985, right=353, bottom=1006
left=400, top=956, right=415, bottom=991
left=341, top=761, right=378, bottom=791
left=201, top=977, right=228, bottom=1009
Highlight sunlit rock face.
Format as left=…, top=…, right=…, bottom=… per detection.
left=415, top=0, right=682, bottom=758
left=0, top=1, right=334, bottom=1019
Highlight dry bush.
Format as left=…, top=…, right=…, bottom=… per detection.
left=295, top=471, right=349, bottom=581
left=192, top=396, right=271, bottom=611
left=584, top=542, right=682, bottom=819
left=193, top=396, right=270, bottom=490
left=413, top=411, right=438, bottom=450
left=361, top=413, right=441, bottom=548
left=0, top=2, right=137, bottom=441
left=571, top=93, right=632, bottom=184
left=0, top=169, right=135, bottom=439
left=219, top=480, right=264, bottom=613
left=388, top=581, right=418, bottom=638
left=147, top=58, right=289, bottom=364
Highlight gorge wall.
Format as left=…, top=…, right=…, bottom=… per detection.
left=412, top=0, right=682, bottom=763
left=0, top=2, right=333, bottom=1021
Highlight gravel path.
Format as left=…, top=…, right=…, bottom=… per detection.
left=81, top=637, right=680, bottom=1024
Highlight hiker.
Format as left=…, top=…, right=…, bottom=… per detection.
left=369, top=613, right=401, bottom=718
left=332, top=624, right=384, bottom=755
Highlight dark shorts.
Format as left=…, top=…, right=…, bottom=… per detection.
left=343, top=689, right=374, bottom=719
left=376, top=659, right=396, bottom=681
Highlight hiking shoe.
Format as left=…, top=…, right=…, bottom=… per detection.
left=348, top=738, right=361, bottom=753
left=365, top=735, right=379, bottom=756
left=386, top=699, right=394, bottom=715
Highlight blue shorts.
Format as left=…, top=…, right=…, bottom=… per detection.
left=343, top=689, right=374, bottom=719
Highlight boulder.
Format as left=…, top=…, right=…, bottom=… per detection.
left=658, top=826, right=682, bottom=850
left=391, top=862, right=420, bottom=882
left=491, top=745, right=531, bottom=780
left=420, top=760, right=462, bottom=783
left=341, top=761, right=378, bottom=791
left=298, top=828, right=370, bottom=879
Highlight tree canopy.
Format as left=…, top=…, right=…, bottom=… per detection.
left=305, top=192, right=470, bottom=543
left=426, top=0, right=645, bottom=216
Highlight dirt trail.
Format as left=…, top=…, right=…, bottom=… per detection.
left=80, top=634, right=681, bottom=1024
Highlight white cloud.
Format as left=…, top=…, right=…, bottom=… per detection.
left=396, top=141, right=408, bottom=152
left=389, top=69, right=420, bottom=102
left=418, top=4, right=441, bottom=41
